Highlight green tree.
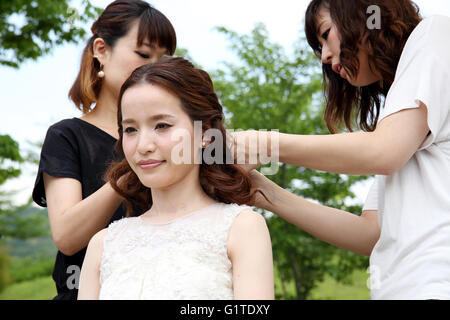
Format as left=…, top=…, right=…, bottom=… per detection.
left=0, top=136, right=49, bottom=292
left=0, top=0, right=101, bottom=68
left=0, top=136, right=48, bottom=240
left=212, top=24, right=370, bottom=300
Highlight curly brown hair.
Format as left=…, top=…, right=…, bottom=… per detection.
left=305, top=0, right=422, bottom=133
left=104, top=56, right=263, bottom=216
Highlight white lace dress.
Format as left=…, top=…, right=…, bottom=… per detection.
left=98, top=202, right=250, bottom=300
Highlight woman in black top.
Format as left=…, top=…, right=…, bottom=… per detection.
left=32, top=0, right=176, bottom=300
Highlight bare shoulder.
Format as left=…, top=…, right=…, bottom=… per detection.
left=87, top=228, right=108, bottom=253
left=228, top=208, right=270, bottom=258
left=231, top=208, right=268, bottom=230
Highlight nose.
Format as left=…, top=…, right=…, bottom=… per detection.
left=136, top=130, right=156, bottom=155
left=321, top=43, right=332, bottom=65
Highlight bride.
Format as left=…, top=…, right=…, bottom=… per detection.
left=77, top=56, right=274, bottom=300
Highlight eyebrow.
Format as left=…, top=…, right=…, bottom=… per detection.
left=317, top=20, right=326, bottom=36
left=142, top=42, right=157, bottom=49
left=122, top=114, right=176, bottom=125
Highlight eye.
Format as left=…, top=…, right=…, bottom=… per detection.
left=135, top=51, right=150, bottom=59
left=155, top=123, right=172, bottom=130
left=123, top=127, right=136, bottom=134
left=321, top=29, right=330, bottom=40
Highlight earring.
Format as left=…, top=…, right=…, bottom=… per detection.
left=202, top=141, right=206, bottom=148
left=98, top=65, right=105, bottom=78
left=93, top=55, right=105, bottom=78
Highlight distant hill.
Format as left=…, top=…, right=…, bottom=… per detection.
left=4, top=235, right=57, bottom=259
left=2, top=206, right=57, bottom=259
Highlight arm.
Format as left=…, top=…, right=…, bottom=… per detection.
left=44, top=173, right=124, bottom=256
left=279, top=103, right=429, bottom=175
left=250, top=170, right=380, bottom=256
left=236, top=103, right=429, bottom=175
left=77, top=228, right=107, bottom=300
left=228, top=209, right=274, bottom=300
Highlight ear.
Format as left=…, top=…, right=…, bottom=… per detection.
left=201, top=138, right=211, bottom=148
left=93, top=38, right=109, bottom=65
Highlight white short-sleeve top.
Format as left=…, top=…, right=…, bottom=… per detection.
left=363, top=15, right=450, bottom=300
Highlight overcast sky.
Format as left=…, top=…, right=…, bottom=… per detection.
left=2, top=0, right=450, bottom=206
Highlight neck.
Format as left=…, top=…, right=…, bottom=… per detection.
left=146, top=168, right=216, bottom=218
left=90, top=86, right=119, bottom=128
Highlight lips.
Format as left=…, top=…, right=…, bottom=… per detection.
left=137, top=159, right=165, bottom=169
left=332, top=64, right=342, bottom=75
left=138, top=159, right=163, bottom=165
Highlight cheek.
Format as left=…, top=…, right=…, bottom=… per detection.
left=122, top=136, right=136, bottom=161
left=329, top=28, right=342, bottom=55
left=163, top=131, right=191, bottom=162
left=109, top=53, right=143, bottom=85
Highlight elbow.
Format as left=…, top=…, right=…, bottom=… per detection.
left=53, top=232, right=79, bottom=256
left=354, top=241, right=377, bottom=257
left=361, top=232, right=380, bottom=257
left=379, top=162, right=405, bottom=176
left=376, top=163, right=398, bottom=176
left=372, top=148, right=403, bottom=176
left=360, top=247, right=374, bottom=257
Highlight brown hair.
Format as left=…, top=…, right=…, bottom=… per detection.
left=69, top=0, right=176, bottom=114
left=305, top=0, right=422, bottom=133
left=105, top=56, right=263, bottom=216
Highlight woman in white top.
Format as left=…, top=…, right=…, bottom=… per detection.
left=234, top=0, right=450, bottom=299
left=77, top=56, right=274, bottom=300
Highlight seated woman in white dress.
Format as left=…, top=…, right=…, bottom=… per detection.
left=77, top=56, right=274, bottom=300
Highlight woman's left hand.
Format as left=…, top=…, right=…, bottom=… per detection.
left=247, top=169, right=278, bottom=210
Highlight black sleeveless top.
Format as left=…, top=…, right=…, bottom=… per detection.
left=32, top=118, right=129, bottom=300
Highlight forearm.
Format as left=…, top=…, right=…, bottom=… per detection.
left=277, top=131, right=387, bottom=175
left=260, top=176, right=379, bottom=256
left=55, top=183, right=123, bottom=256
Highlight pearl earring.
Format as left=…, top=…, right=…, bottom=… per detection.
left=93, top=55, right=105, bottom=78
left=202, top=141, right=206, bottom=148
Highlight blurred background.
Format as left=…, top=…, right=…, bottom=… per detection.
left=1, top=0, right=449, bottom=300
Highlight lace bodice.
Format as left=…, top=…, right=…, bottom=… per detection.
left=98, top=202, right=250, bottom=300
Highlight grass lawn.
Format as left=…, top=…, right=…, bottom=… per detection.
left=0, top=269, right=370, bottom=300
left=0, top=276, right=56, bottom=300
left=310, top=269, right=370, bottom=300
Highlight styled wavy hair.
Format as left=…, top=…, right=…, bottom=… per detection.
left=69, top=0, right=177, bottom=113
left=305, top=0, right=422, bottom=133
left=104, top=56, right=263, bottom=216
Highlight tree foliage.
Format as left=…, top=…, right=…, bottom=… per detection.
left=0, top=136, right=48, bottom=240
left=0, top=0, right=101, bottom=68
left=212, top=24, right=370, bottom=299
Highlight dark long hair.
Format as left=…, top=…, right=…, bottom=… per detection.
left=305, top=0, right=422, bottom=133
left=69, top=0, right=177, bottom=113
left=105, top=56, right=263, bottom=216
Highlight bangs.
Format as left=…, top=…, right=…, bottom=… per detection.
left=305, top=0, right=329, bottom=59
left=137, top=8, right=177, bottom=55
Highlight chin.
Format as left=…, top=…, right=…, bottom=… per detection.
left=140, top=179, right=170, bottom=190
left=347, top=74, right=381, bottom=87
